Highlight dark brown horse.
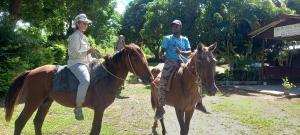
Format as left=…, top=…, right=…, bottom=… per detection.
left=150, top=43, right=218, bottom=135
left=5, top=44, right=153, bottom=135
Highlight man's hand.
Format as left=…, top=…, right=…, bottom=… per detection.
left=159, top=53, right=166, bottom=61
left=159, top=51, right=166, bottom=61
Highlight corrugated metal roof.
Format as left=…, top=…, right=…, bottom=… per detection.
left=248, top=14, right=300, bottom=38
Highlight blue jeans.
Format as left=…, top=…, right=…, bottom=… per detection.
left=69, top=63, right=90, bottom=107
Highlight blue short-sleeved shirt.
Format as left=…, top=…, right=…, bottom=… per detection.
left=162, top=34, right=191, bottom=62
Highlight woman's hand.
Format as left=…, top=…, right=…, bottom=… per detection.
left=87, top=48, right=97, bottom=54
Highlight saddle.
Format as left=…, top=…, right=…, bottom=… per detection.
left=151, top=63, right=182, bottom=92
left=52, top=62, right=109, bottom=92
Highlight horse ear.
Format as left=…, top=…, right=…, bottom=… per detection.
left=123, top=45, right=129, bottom=52
left=209, top=42, right=217, bottom=52
left=197, top=42, right=205, bottom=52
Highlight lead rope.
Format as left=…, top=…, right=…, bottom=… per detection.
left=101, top=64, right=126, bottom=81
left=101, top=53, right=138, bottom=81
left=127, top=53, right=138, bottom=77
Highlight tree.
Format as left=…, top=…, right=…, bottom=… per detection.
left=0, top=0, right=121, bottom=96
left=119, top=0, right=152, bottom=44
left=120, top=0, right=295, bottom=61
left=140, top=0, right=202, bottom=59
left=286, top=0, right=300, bottom=14
left=5, top=0, right=118, bottom=44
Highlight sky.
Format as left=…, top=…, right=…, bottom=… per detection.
left=115, top=0, right=133, bottom=14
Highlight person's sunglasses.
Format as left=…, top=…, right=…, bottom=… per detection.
left=82, top=22, right=89, bottom=26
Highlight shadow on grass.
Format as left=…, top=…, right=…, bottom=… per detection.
left=215, top=85, right=260, bottom=97
left=116, top=95, right=129, bottom=99
left=217, top=85, right=300, bottom=99
left=286, top=95, right=300, bottom=99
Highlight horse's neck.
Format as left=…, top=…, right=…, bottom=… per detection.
left=182, top=56, right=200, bottom=91
left=104, top=61, right=128, bottom=90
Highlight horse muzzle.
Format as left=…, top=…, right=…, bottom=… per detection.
left=141, top=74, right=154, bottom=84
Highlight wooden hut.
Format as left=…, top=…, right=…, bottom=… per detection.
left=248, top=14, right=300, bottom=82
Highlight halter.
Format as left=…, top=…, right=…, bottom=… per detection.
left=192, top=50, right=222, bottom=94
left=101, top=51, right=139, bottom=81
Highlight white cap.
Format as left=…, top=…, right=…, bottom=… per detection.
left=171, top=19, right=182, bottom=26
left=74, top=13, right=92, bottom=24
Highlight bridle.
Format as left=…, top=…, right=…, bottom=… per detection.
left=191, top=50, right=222, bottom=94
left=101, top=51, right=139, bottom=81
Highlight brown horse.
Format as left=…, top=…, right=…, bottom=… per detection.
left=5, top=44, right=153, bottom=135
left=150, top=42, right=218, bottom=135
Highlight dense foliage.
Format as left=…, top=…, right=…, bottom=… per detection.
left=0, top=0, right=299, bottom=95
left=121, top=0, right=298, bottom=81
left=0, top=0, right=121, bottom=95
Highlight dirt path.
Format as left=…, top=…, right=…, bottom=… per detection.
left=1, top=84, right=299, bottom=135
left=151, top=87, right=300, bottom=135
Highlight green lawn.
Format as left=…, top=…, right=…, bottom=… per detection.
left=1, top=74, right=300, bottom=135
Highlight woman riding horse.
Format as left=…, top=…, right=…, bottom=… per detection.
left=5, top=44, right=153, bottom=135
left=68, top=13, right=97, bottom=120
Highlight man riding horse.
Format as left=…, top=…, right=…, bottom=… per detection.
left=155, top=19, right=208, bottom=120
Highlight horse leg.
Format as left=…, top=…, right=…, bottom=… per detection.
left=14, top=98, right=43, bottom=135
left=151, top=120, right=158, bottom=135
left=183, top=109, right=195, bottom=135
left=90, top=109, right=104, bottom=135
left=33, top=97, right=53, bottom=135
left=175, top=108, right=185, bottom=135
left=160, top=118, right=167, bottom=135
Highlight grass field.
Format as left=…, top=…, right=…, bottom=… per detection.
left=1, top=73, right=300, bottom=135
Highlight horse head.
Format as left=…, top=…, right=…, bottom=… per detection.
left=123, top=44, right=153, bottom=84
left=193, top=42, right=218, bottom=96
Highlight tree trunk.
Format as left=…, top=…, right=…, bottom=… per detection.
left=9, top=0, right=22, bottom=20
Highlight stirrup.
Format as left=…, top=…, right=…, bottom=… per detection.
left=74, top=107, right=84, bottom=120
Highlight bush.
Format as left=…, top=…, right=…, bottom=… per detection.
left=0, top=15, right=61, bottom=96
left=0, top=57, right=29, bottom=96
left=282, top=77, right=296, bottom=90
left=49, top=42, right=67, bottom=65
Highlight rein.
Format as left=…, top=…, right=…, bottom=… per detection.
left=127, top=53, right=138, bottom=76
left=101, top=52, right=138, bottom=81
left=101, top=64, right=126, bottom=81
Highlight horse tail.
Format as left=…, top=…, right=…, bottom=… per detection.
left=150, top=82, right=157, bottom=110
left=5, top=71, right=30, bottom=122
left=151, top=93, right=155, bottom=110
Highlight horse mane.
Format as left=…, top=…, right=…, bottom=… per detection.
left=126, top=43, right=145, bottom=59
left=104, top=50, right=123, bottom=64
left=180, top=49, right=197, bottom=67
left=103, top=43, right=143, bottom=64
left=91, top=43, right=144, bottom=80
left=177, top=49, right=199, bottom=75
